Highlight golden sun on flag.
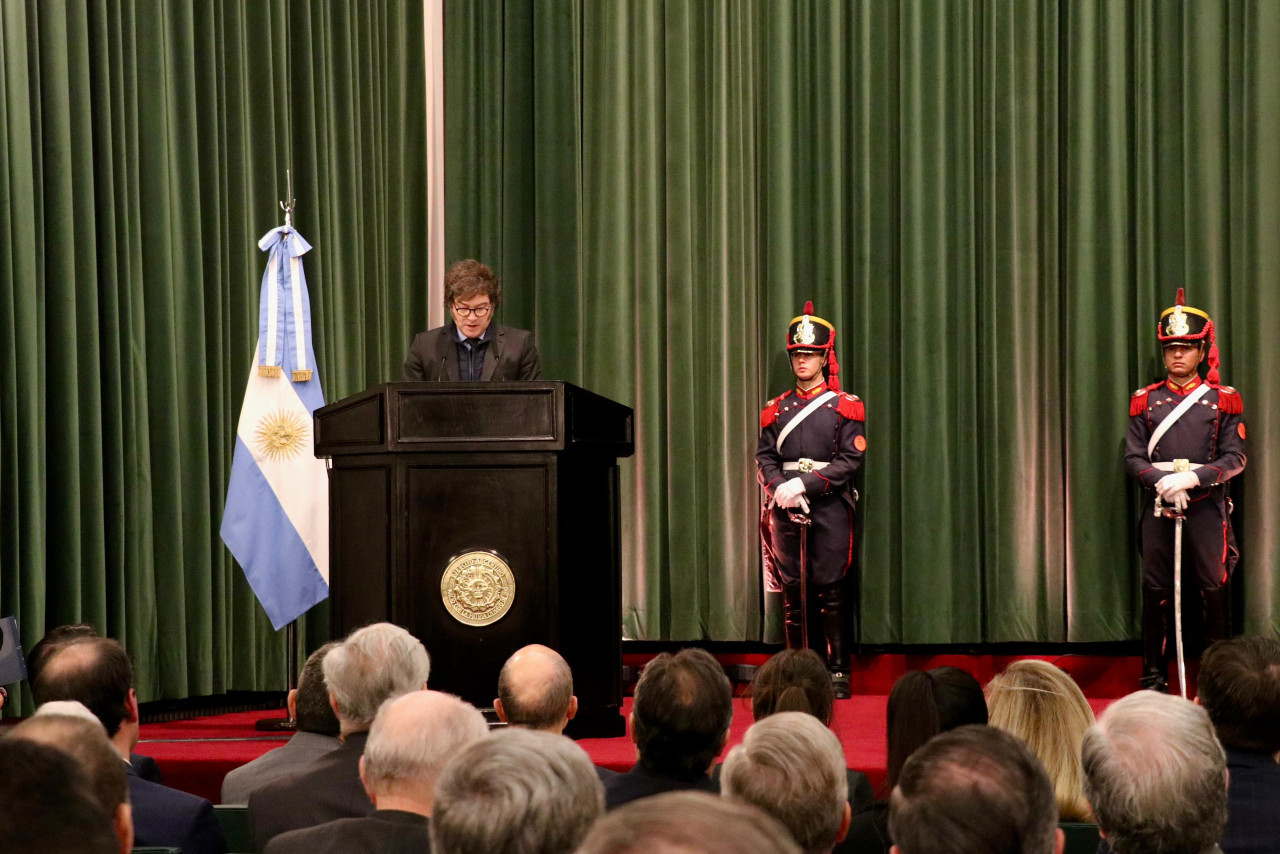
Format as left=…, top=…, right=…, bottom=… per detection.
left=254, top=409, right=310, bottom=462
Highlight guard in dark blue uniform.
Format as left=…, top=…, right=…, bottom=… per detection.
left=1125, top=289, right=1246, bottom=692
left=757, top=302, right=865, bottom=698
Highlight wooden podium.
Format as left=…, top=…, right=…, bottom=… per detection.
left=314, top=382, right=634, bottom=737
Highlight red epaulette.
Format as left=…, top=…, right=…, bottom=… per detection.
left=1213, top=384, right=1243, bottom=415
left=760, top=392, right=790, bottom=428
left=1130, top=382, right=1161, bottom=417
left=837, top=393, right=865, bottom=421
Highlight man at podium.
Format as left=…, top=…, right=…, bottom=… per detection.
left=402, top=259, right=543, bottom=382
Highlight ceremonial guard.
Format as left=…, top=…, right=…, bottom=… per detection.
left=1125, top=289, right=1245, bottom=693
left=757, top=302, right=865, bottom=699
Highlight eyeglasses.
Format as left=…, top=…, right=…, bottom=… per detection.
left=452, top=304, right=492, bottom=318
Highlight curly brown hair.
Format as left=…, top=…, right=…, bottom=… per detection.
left=444, top=259, right=502, bottom=310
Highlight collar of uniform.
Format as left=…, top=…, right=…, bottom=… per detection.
left=1166, top=375, right=1202, bottom=395
left=794, top=382, right=829, bottom=400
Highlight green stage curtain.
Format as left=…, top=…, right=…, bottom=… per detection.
left=0, top=0, right=428, bottom=712
left=446, top=0, right=1280, bottom=643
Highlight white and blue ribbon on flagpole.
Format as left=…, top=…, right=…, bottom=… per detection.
left=221, top=225, right=329, bottom=629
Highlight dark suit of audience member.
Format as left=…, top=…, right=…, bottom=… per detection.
left=1198, top=638, right=1280, bottom=854
left=248, top=623, right=431, bottom=850
left=250, top=723, right=373, bottom=847
left=263, top=810, right=430, bottom=854
left=129, top=764, right=227, bottom=854
left=131, top=752, right=164, bottom=785
left=270, top=691, right=487, bottom=854
left=30, top=636, right=227, bottom=854
left=1220, top=748, right=1280, bottom=854
left=222, top=643, right=342, bottom=804
left=603, top=648, right=732, bottom=810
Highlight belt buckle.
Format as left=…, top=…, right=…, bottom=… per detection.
left=798, top=458, right=815, bottom=474
left=1173, top=458, right=1191, bottom=473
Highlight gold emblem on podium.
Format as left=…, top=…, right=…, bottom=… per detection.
left=441, top=550, right=516, bottom=626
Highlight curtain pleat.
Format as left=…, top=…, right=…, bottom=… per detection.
left=0, top=0, right=428, bottom=712
left=445, top=0, right=1280, bottom=644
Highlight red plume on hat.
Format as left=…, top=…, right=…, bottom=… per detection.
left=788, top=300, right=840, bottom=391
left=1178, top=286, right=1224, bottom=384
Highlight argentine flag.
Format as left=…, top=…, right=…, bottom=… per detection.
left=220, top=226, right=329, bottom=629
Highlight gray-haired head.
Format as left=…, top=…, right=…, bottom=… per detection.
left=722, top=712, right=849, bottom=854
left=889, top=725, right=1059, bottom=854
left=323, top=623, right=430, bottom=732
left=430, top=727, right=603, bottom=854
left=1081, top=692, right=1227, bottom=854
left=360, top=690, right=488, bottom=800
left=575, top=791, right=803, bottom=854
left=496, top=644, right=576, bottom=732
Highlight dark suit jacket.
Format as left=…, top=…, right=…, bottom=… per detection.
left=221, top=730, right=342, bottom=804
left=402, top=323, right=542, bottom=382
left=263, top=809, right=430, bottom=854
left=604, top=762, right=719, bottom=810
left=131, top=751, right=164, bottom=784
left=127, top=765, right=228, bottom=854
left=249, top=731, right=373, bottom=851
left=1221, top=747, right=1280, bottom=854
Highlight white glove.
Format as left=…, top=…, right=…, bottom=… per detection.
left=1156, top=471, right=1199, bottom=500
left=1167, top=490, right=1189, bottom=513
left=773, top=477, right=808, bottom=509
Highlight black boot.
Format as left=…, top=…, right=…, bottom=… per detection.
left=1202, top=587, right=1229, bottom=649
left=818, top=584, right=852, bottom=699
left=782, top=583, right=805, bottom=651
left=1141, top=588, right=1170, bottom=693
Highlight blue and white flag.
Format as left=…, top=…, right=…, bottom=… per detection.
left=220, top=226, right=329, bottom=629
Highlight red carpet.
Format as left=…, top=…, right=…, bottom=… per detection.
left=137, top=651, right=1135, bottom=804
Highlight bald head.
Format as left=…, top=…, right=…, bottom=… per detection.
left=360, top=690, right=489, bottom=812
left=495, top=645, right=576, bottom=732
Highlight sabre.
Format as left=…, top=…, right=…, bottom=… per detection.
left=788, top=503, right=813, bottom=651
left=1155, top=457, right=1192, bottom=699
left=1173, top=511, right=1187, bottom=698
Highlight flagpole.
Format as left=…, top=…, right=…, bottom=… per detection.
left=255, top=170, right=302, bottom=733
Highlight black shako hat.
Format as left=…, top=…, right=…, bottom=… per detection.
left=786, top=301, right=841, bottom=391
left=1158, top=288, right=1221, bottom=384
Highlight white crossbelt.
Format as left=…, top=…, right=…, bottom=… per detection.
left=783, top=460, right=830, bottom=472
left=776, top=390, right=838, bottom=453
left=1147, top=383, right=1211, bottom=458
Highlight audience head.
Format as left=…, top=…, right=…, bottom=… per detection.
left=25, top=623, right=98, bottom=686
left=9, top=710, right=133, bottom=852
left=1081, top=692, right=1227, bottom=854
left=889, top=725, right=1060, bottom=854
left=722, top=711, right=850, bottom=854
left=359, top=690, right=488, bottom=811
left=631, top=648, right=733, bottom=778
left=294, top=642, right=341, bottom=736
left=495, top=644, right=577, bottom=733
left=431, top=727, right=603, bottom=854
left=323, top=622, right=431, bottom=733
left=886, top=666, right=987, bottom=788
left=985, top=659, right=1095, bottom=821
left=30, top=636, right=135, bottom=743
left=0, top=737, right=120, bottom=854
left=575, top=790, right=803, bottom=854
left=751, top=649, right=834, bottom=725
left=1197, top=635, right=1280, bottom=754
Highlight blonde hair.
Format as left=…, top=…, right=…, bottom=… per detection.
left=986, top=660, right=1095, bottom=821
